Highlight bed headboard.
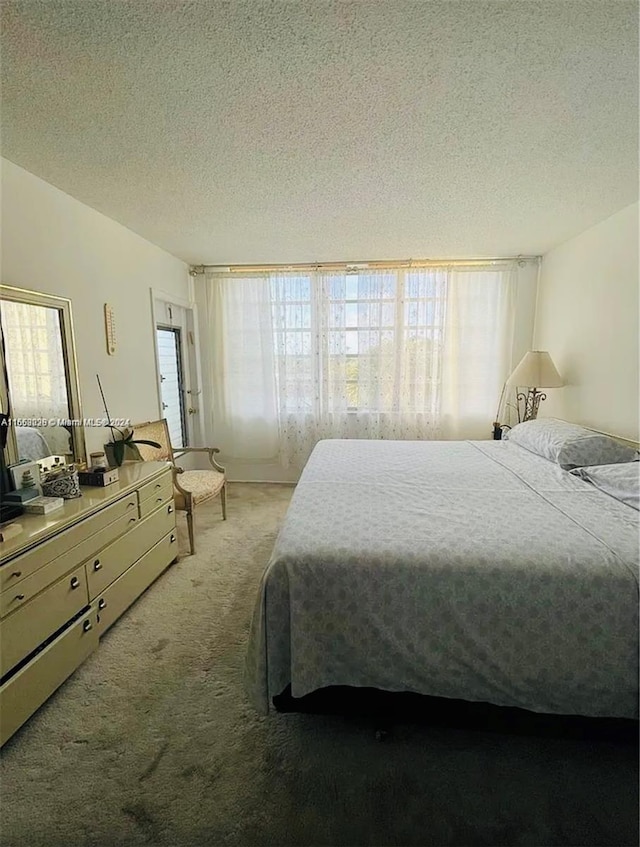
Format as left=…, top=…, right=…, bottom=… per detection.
left=576, top=423, right=640, bottom=450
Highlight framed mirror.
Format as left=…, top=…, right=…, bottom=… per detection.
left=0, top=285, right=86, bottom=467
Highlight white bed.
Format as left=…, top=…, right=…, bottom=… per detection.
left=246, top=434, right=639, bottom=719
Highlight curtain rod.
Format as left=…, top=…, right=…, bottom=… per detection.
left=189, top=256, right=540, bottom=275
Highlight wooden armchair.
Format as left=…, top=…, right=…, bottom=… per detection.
left=132, top=419, right=226, bottom=556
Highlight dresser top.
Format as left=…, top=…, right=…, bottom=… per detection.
left=0, top=462, right=171, bottom=563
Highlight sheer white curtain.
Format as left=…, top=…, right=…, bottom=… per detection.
left=441, top=266, right=516, bottom=439
left=202, top=273, right=279, bottom=460
left=278, top=268, right=447, bottom=466
left=1, top=300, right=70, bottom=420
left=200, top=264, right=518, bottom=469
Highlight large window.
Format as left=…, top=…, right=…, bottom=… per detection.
left=200, top=262, right=519, bottom=468
left=271, top=269, right=447, bottom=418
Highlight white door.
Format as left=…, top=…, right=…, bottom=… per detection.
left=156, top=327, right=187, bottom=448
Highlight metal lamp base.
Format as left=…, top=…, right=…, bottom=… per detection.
left=516, top=388, right=547, bottom=422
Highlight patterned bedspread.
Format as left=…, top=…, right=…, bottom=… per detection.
left=246, top=439, right=639, bottom=718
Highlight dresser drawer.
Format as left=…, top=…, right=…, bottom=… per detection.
left=96, top=531, right=178, bottom=636
left=139, top=475, right=174, bottom=519
left=0, top=507, right=139, bottom=617
left=1, top=493, right=139, bottom=592
left=137, top=470, right=173, bottom=505
left=0, top=608, right=97, bottom=747
left=0, top=565, right=89, bottom=678
left=87, top=502, right=177, bottom=600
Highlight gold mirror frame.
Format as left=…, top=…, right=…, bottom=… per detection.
left=0, top=284, right=87, bottom=467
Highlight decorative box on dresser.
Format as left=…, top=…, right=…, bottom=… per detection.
left=0, top=462, right=178, bottom=746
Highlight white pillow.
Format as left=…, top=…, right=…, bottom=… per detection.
left=570, top=463, right=640, bottom=510
left=504, top=419, right=639, bottom=469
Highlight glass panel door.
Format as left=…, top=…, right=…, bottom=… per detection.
left=156, top=327, right=187, bottom=448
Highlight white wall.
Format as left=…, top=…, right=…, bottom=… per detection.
left=534, top=201, right=639, bottom=440
left=1, top=158, right=190, bottom=455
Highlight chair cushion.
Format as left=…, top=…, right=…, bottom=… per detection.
left=174, top=469, right=225, bottom=508
left=132, top=420, right=173, bottom=463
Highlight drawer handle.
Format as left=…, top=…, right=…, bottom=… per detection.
left=167, top=506, right=174, bottom=514
left=128, top=517, right=137, bottom=524
left=156, top=497, right=163, bottom=503
left=98, top=598, right=106, bottom=610
left=127, top=501, right=136, bottom=509
left=170, top=533, right=176, bottom=543
left=155, top=483, right=162, bottom=489
left=83, top=620, right=92, bottom=633
left=11, top=570, right=22, bottom=578
left=93, top=560, right=102, bottom=571
left=70, top=576, right=80, bottom=589
left=14, top=593, right=25, bottom=601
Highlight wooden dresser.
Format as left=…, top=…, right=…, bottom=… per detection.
left=0, top=462, right=178, bottom=746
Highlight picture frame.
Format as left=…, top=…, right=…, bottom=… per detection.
left=9, top=460, right=43, bottom=496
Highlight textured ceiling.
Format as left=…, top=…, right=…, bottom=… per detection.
left=1, top=1, right=638, bottom=264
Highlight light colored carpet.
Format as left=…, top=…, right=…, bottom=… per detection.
left=0, top=483, right=637, bottom=847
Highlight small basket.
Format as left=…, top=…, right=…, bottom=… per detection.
left=42, top=467, right=81, bottom=499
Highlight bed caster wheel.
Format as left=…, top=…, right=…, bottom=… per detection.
left=375, top=728, right=389, bottom=742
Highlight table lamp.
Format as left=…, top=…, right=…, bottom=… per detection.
left=506, top=350, right=564, bottom=422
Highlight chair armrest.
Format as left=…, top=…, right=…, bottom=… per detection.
left=170, top=464, right=191, bottom=499
left=172, top=447, right=225, bottom=474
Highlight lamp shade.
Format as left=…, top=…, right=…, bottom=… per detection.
left=506, top=351, right=563, bottom=388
